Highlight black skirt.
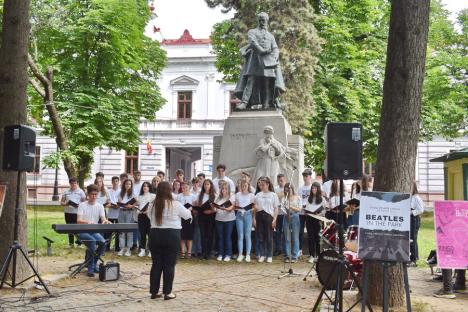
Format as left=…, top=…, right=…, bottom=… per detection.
left=181, top=218, right=194, bottom=240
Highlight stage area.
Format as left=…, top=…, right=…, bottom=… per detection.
left=0, top=252, right=467, bottom=312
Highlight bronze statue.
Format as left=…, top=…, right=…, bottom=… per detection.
left=234, top=12, right=285, bottom=110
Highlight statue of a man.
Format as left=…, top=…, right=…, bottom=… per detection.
left=234, top=12, right=285, bottom=110
left=253, top=126, right=286, bottom=186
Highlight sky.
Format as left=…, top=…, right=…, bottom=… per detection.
left=146, top=0, right=467, bottom=41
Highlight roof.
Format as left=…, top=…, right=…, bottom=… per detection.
left=161, top=29, right=211, bottom=46
left=430, top=147, right=468, bottom=163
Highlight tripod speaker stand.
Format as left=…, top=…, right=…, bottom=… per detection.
left=0, top=171, right=51, bottom=294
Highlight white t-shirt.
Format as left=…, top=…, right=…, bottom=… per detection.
left=62, top=188, right=86, bottom=214
left=298, top=184, right=312, bottom=215
left=411, top=195, right=424, bottom=216
left=328, top=194, right=349, bottom=209
left=304, top=197, right=326, bottom=215
left=147, top=200, right=192, bottom=229
left=107, top=187, right=121, bottom=219
left=176, top=193, right=197, bottom=207
left=322, top=180, right=333, bottom=198
left=133, top=181, right=143, bottom=198
left=77, top=201, right=105, bottom=224
left=136, top=193, right=156, bottom=219
left=274, top=186, right=285, bottom=215
left=254, top=191, right=280, bottom=217
left=212, top=176, right=236, bottom=194
left=280, top=196, right=302, bottom=215
left=215, top=194, right=236, bottom=222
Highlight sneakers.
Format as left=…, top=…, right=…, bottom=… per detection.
left=308, top=256, right=315, bottom=263
left=217, top=255, right=223, bottom=261
left=245, top=255, right=251, bottom=262
left=407, top=261, right=417, bottom=267
left=117, top=248, right=125, bottom=256
left=237, top=255, right=244, bottom=262
left=138, top=249, right=146, bottom=257
left=147, top=251, right=151, bottom=257
left=298, top=250, right=303, bottom=256
left=266, top=257, right=273, bottom=263
left=291, top=258, right=297, bottom=263
left=125, top=249, right=132, bottom=257
left=433, top=288, right=456, bottom=299
left=224, top=256, right=231, bottom=262
left=258, top=256, right=265, bottom=263
left=284, top=258, right=290, bottom=263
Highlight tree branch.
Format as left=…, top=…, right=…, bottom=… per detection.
left=28, top=78, right=46, bottom=98
left=27, top=53, right=50, bottom=86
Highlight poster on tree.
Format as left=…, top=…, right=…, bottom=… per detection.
left=358, top=192, right=411, bottom=262
left=0, top=185, right=6, bottom=217
left=434, top=201, right=468, bottom=269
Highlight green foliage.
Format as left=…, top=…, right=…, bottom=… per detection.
left=29, top=0, right=166, bottom=182
left=207, top=0, right=322, bottom=134
left=304, top=0, right=389, bottom=172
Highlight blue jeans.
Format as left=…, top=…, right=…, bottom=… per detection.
left=236, top=211, right=253, bottom=256
left=78, top=232, right=106, bottom=273
left=215, top=220, right=235, bottom=257
left=283, top=213, right=300, bottom=259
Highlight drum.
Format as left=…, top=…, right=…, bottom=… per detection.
left=320, top=222, right=337, bottom=248
left=316, top=249, right=363, bottom=290
left=346, top=225, right=359, bottom=241
left=316, top=249, right=346, bottom=290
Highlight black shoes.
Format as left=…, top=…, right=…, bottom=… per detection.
left=86, top=272, right=95, bottom=277
left=150, top=293, right=162, bottom=299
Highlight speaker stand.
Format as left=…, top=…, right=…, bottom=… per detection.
left=0, top=170, right=51, bottom=294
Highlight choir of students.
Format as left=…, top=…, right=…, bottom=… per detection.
left=61, top=167, right=387, bottom=263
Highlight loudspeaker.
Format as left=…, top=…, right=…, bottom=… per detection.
left=99, top=262, right=120, bottom=282
left=324, top=122, right=362, bottom=179
left=2, top=125, right=36, bottom=172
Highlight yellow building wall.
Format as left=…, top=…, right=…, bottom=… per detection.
left=445, top=158, right=468, bottom=200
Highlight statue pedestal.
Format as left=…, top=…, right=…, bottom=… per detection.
left=213, top=110, right=304, bottom=188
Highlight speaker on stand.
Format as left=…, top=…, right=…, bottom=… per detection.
left=0, top=125, right=51, bottom=294
left=312, top=122, right=372, bottom=312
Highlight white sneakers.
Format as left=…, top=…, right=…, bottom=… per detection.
left=308, top=256, right=315, bottom=263
left=237, top=255, right=244, bottom=262
left=266, top=257, right=273, bottom=263
left=258, top=256, right=265, bottom=263
left=147, top=251, right=151, bottom=257
left=217, top=255, right=223, bottom=261
left=138, top=249, right=146, bottom=257
left=124, top=248, right=132, bottom=257
left=223, top=256, right=231, bottom=262
left=245, top=255, right=251, bottom=262
left=117, top=249, right=124, bottom=256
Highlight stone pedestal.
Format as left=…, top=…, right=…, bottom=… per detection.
left=213, top=110, right=304, bottom=188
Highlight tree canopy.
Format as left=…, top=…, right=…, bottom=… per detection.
left=27, top=0, right=166, bottom=183
left=208, top=0, right=322, bottom=134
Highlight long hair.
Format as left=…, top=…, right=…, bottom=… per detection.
left=361, top=174, right=373, bottom=191
left=153, top=181, right=173, bottom=226
left=259, top=176, right=274, bottom=192
left=217, top=180, right=231, bottom=201
left=239, top=179, right=252, bottom=193
left=120, top=179, right=133, bottom=199
left=330, top=179, right=340, bottom=197
left=284, top=182, right=296, bottom=198
left=140, top=181, right=151, bottom=196
left=199, top=179, right=216, bottom=203
left=307, top=182, right=323, bottom=204
left=351, top=181, right=361, bottom=197
left=94, top=177, right=107, bottom=195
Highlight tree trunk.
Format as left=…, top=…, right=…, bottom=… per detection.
left=28, top=54, right=78, bottom=179
left=0, top=0, right=31, bottom=277
left=368, top=0, right=430, bottom=307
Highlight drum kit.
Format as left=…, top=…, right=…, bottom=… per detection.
left=310, top=214, right=363, bottom=290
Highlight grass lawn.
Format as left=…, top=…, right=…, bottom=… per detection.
left=416, top=211, right=436, bottom=267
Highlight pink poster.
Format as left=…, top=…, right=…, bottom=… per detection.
left=434, top=201, right=468, bottom=269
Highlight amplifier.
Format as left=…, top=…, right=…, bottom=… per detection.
left=99, top=262, right=120, bottom=282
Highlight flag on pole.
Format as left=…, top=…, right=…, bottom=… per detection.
left=146, top=140, right=153, bottom=154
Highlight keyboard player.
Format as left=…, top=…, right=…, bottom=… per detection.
left=77, top=184, right=111, bottom=277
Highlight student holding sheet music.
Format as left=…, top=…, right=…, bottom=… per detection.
left=214, top=181, right=236, bottom=261
left=117, top=179, right=136, bottom=256
left=176, top=181, right=197, bottom=258
left=253, top=176, right=280, bottom=263
left=281, top=183, right=302, bottom=263
left=196, top=179, right=217, bottom=260
left=60, top=177, right=86, bottom=248
left=304, top=182, right=326, bottom=263
left=107, top=176, right=121, bottom=251
left=136, top=182, right=155, bottom=257
left=148, top=181, right=192, bottom=300
left=235, top=179, right=255, bottom=262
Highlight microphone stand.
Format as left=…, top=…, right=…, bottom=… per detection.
left=278, top=193, right=303, bottom=279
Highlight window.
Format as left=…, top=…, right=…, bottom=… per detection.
left=229, top=91, right=241, bottom=114
left=125, top=151, right=139, bottom=175
left=33, top=146, right=41, bottom=173
left=177, top=91, right=192, bottom=119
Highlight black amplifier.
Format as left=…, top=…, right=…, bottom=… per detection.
left=99, top=262, right=120, bottom=282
